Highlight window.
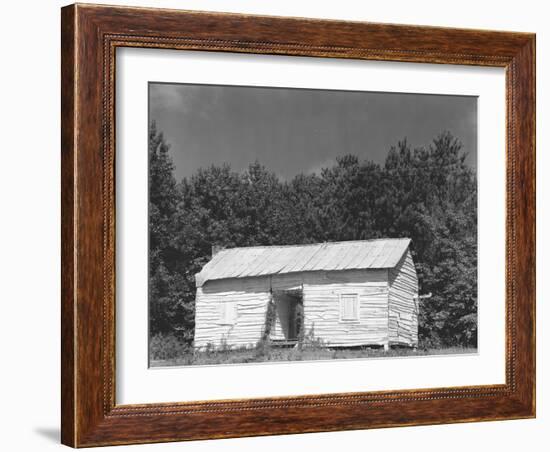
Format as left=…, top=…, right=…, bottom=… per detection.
left=219, top=302, right=237, bottom=325
left=340, top=294, right=359, bottom=321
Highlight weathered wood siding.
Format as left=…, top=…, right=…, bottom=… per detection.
left=301, top=269, right=389, bottom=347
left=194, top=276, right=270, bottom=349
left=194, top=263, right=415, bottom=349
left=388, top=250, right=419, bottom=346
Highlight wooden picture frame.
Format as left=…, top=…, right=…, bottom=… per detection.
left=61, top=3, right=535, bottom=447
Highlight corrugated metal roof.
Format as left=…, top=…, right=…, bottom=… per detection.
left=195, top=238, right=411, bottom=287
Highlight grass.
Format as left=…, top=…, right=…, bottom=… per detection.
left=149, top=335, right=476, bottom=367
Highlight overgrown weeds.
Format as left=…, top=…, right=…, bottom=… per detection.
left=149, top=333, right=475, bottom=367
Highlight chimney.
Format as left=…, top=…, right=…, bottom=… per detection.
left=212, top=244, right=225, bottom=258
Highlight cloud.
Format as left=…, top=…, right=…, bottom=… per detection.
left=306, top=158, right=336, bottom=175
left=149, top=83, right=196, bottom=114
left=149, top=83, right=225, bottom=121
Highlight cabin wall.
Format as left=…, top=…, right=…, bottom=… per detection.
left=388, top=250, right=419, bottom=346
left=194, top=264, right=409, bottom=349
left=194, top=276, right=270, bottom=349
left=302, top=269, right=389, bottom=347
left=253, top=270, right=391, bottom=346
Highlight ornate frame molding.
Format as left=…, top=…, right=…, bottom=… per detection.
left=61, top=4, right=535, bottom=447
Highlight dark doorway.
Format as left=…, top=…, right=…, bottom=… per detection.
left=274, top=290, right=303, bottom=341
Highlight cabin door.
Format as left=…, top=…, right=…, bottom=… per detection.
left=287, top=296, right=304, bottom=340
left=274, top=292, right=303, bottom=341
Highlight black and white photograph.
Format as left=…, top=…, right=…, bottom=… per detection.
left=148, top=82, right=478, bottom=367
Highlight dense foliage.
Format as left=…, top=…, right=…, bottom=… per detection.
left=149, top=122, right=477, bottom=348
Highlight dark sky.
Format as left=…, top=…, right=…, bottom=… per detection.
left=149, top=83, right=477, bottom=182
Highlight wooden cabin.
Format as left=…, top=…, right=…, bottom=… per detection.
left=194, top=238, right=419, bottom=350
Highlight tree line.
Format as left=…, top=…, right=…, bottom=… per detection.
left=149, top=122, right=478, bottom=348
